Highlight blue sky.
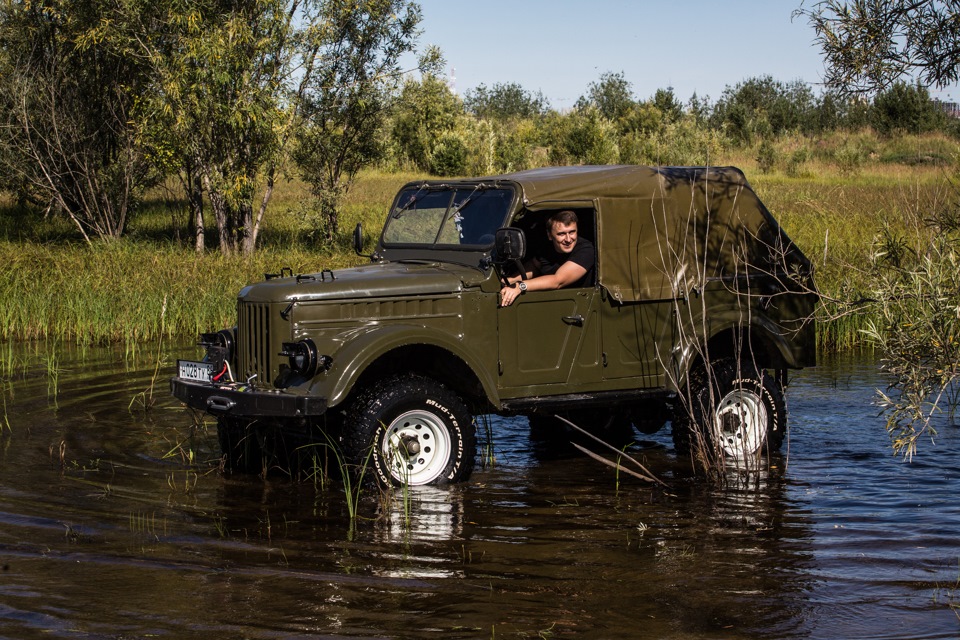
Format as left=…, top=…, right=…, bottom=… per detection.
left=413, top=1, right=830, bottom=108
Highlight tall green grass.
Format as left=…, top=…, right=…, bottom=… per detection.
left=0, top=171, right=422, bottom=346
left=0, top=240, right=324, bottom=344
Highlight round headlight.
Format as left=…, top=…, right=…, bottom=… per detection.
left=200, top=328, right=236, bottom=364
left=215, top=328, right=235, bottom=360
left=281, top=339, right=319, bottom=378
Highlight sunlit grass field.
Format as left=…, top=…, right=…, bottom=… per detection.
left=1, top=132, right=956, bottom=352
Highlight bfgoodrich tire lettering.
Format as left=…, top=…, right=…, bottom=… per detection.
left=343, top=374, right=476, bottom=486
left=673, top=357, right=786, bottom=459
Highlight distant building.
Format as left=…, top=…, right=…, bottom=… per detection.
left=933, top=99, right=960, bottom=118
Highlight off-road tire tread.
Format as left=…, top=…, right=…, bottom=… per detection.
left=341, top=374, right=476, bottom=486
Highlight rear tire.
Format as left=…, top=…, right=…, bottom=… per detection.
left=342, top=374, right=476, bottom=486
left=673, top=357, right=785, bottom=460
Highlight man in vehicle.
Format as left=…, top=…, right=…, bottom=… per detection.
left=499, top=210, right=595, bottom=307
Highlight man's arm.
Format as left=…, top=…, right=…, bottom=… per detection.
left=499, top=261, right=587, bottom=307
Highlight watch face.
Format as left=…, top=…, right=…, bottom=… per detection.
left=518, top=281, right=527, bottom=291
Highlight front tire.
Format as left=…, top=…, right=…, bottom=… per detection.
left=342, top=374, right=476, bottom=486
left=673, top=357, right=786, bottom=461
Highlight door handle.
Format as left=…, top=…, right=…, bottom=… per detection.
left=562, top=315, right=584, bottom=326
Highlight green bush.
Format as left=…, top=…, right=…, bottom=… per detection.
left=631, top=116, right=727, bottom=166
left=871, top=81, right=946, bottom=137
left=563, top=106, right=620, bottom=165
left=834, top=141, right=866, bottom=175
left=429, top=132, right=468, bottom=177
left=756, top=140, right=777, bottom=174
left=786, top=148, right=810, bottom=177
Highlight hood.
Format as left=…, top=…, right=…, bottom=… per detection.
left=238, top=261, right=485, bottom=304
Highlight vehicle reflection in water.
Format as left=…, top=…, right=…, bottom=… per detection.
left=370, top=485, right=466, bottom=579
left=0, top=344, right=957, bottom=638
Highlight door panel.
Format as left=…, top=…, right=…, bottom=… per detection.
left=498, top=288, right=600, bottom=390
left=599, top=298, right=673, bottom=388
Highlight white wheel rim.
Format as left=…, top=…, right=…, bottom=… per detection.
left=713, top=387, right=768, bottom=458
left=382, top=410, right=452, bottom=485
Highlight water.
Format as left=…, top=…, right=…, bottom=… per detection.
left=0, top=344, right=958, bottom=639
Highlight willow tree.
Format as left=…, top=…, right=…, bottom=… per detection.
left=140, top=0, right=300, bottom=255
left=796, top=0, right=960, bottom=93
left=0, top=0, right=158, bottom=241
left=293, top=0, right=438, bottom=242
left=141, top=0, right=433, bottom=253
left=799, top=0, right=960, bottom=456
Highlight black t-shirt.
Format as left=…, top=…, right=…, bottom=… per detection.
left=533, top=236, right=595, bottom=288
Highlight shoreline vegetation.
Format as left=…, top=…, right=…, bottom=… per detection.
left=2, top=131, right=957, bottom=354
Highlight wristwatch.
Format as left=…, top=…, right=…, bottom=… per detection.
left=517, top=281, right=527, bottom=293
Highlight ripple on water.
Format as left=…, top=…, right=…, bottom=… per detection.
left=0, top=345, right=958, bottom=638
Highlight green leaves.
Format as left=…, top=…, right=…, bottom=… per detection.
left=864, top=197, right=960, bottom=458
left=797, top=0, right=960, bottom=94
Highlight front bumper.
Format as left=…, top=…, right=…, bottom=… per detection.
left=170, top=377, right=328, bottom=418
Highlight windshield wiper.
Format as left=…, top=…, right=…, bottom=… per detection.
left=391, top=186, right=427, bottom=219
left=451, top=183, right=486, bottom=215
left=432, top=184, right=488, bottom=245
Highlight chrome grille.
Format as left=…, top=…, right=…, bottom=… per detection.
left=237, top=302, right=271, bottom=386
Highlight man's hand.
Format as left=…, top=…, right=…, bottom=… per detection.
left=499, top=283, right=521, bottom=307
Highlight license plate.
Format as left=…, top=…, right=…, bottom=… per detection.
left=178, top=360, right=214, bottom=383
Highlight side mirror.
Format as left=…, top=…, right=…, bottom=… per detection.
left=494, top=227, right=526, bottom=264
left=353, top=223, right=366, bottom=257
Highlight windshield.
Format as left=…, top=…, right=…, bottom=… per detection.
left=382, top=186, right=513, bottom=248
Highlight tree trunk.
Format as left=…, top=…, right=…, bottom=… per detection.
left=183, top=161, right=205, bottom=252
left=246, top=169, right=275, bottom=255
left=192, top=181, right=205, bottom=253
left=238, top=201, right=254, bottom=256
left=202, top=172, right=234, bottom=254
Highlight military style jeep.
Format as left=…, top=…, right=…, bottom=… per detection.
left=171, top=165, right=816, bottom=485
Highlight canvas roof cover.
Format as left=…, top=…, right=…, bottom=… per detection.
left=498, top=165, right=809, bottom=303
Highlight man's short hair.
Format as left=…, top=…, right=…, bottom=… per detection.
left=548, top=210, right=578, bottom=228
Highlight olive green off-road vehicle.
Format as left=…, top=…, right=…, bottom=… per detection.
left=172, top=165, right=816, bottom=485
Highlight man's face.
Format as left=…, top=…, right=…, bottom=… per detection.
left=548, top=221, right=578, bottom=254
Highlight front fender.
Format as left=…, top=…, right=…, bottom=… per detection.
left=313, top=324, right=500, bottom=409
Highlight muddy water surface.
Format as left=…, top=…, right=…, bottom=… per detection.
left=0, top=344, right=958, bottom=639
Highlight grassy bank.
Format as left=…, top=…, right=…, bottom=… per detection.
left=0, top=171, right=423, bottom=346
left=1, top=134, right=956, bottom=352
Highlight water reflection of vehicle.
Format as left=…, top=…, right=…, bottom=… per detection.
left=369, top=486, right=467, bottom=580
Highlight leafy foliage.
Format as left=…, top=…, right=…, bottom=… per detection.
left=294, top=0, right=433, bottom=240
left=797, top=0, right=960, bottom=94
left=710, top=76, right=818, bottom=144
left=141, top=0, right=297, bottom=254
left=870, top=81, right=946, bottom=136
left=576, top=71, right=634, bottom=122
left=463, top=82, right=548, bottom=120
left=390, top=73, right=462, bottom=171
left=863, top=208, right=960, bottom=458
left=0, top=0, right=158, bottom=241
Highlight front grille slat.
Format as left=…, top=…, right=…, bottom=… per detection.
left=238, top=302, right=272, bottom=387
